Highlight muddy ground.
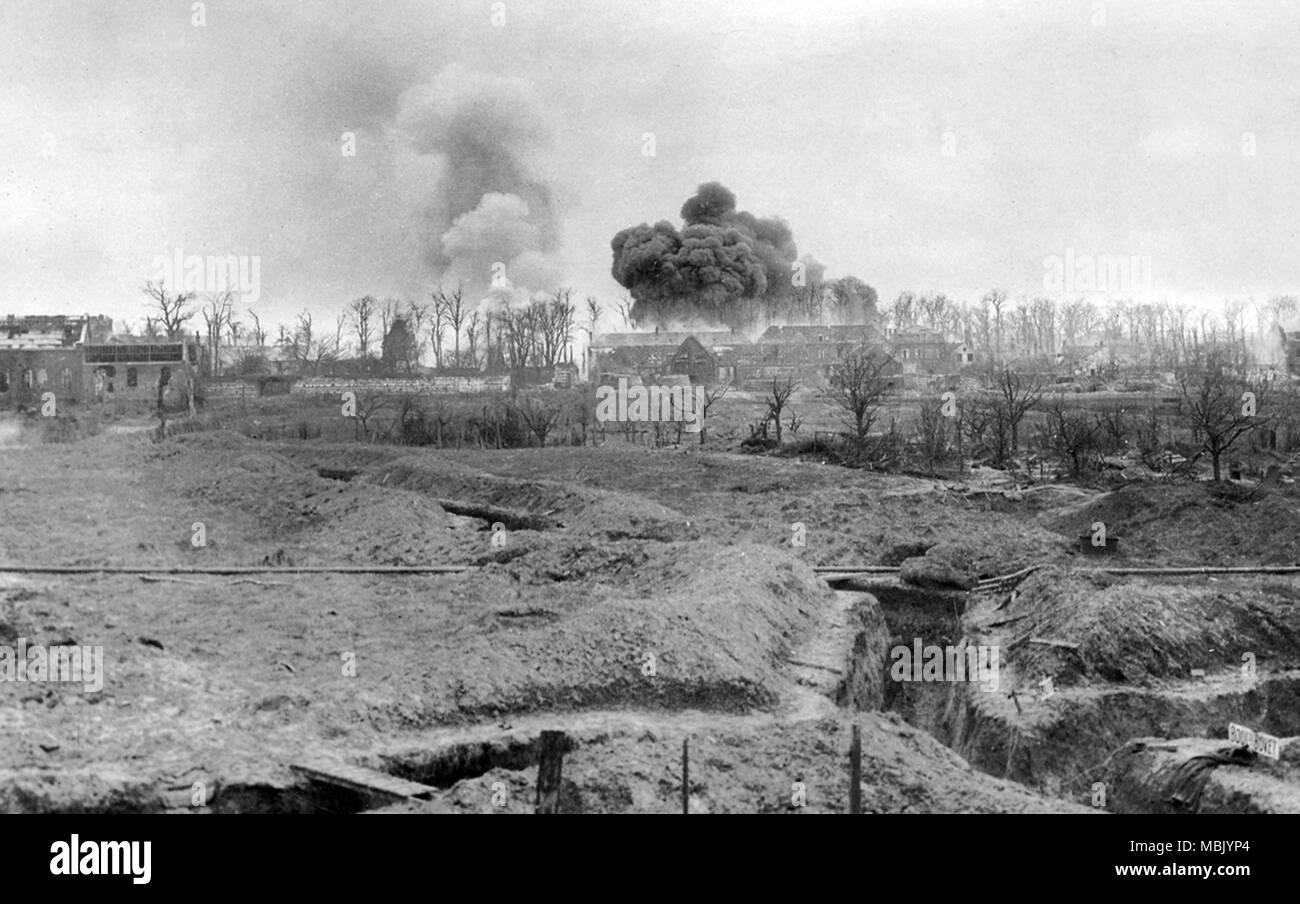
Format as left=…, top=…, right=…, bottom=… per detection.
left=1, top=419, right=1297, bottom=813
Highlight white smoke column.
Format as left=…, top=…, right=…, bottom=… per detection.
left=440, top=193, right=561, bottom=309
left=398, top=65, right=560, bottom=296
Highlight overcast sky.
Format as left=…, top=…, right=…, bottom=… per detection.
left=3, top=0, right=1299, bottom=332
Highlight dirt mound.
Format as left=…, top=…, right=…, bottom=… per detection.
left=991, top=568, right=1300, bottom=686
left=274, top=443, right=408, bottom=474
left=174, top=445, right=329, bottom=534
left=354, top=541, right=825, bottom=725
left=1041, top=483, right=1300, bottom=565
left=899, top=543, right=979, bottom=590
left=306, top=486, right=473, bottom=566
left=159, top=435, right=495, bottom=565
left=373, top=455, right=698, bottom=542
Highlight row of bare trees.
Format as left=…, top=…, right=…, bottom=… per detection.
left=758, top=345, right=1286, bottom=482
left=138, top=281, right=588, bottom=377
left=885, top=290, right=1299, bottom=368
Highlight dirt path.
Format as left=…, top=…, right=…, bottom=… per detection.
left=779, top=590, right=868, bottom=721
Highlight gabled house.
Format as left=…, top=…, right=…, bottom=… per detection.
left=589, top=329, right=746, bottom=386
left=667, top=336, right=713, bottom=385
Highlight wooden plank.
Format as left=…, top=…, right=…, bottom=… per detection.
left=784, top=657, right=843, bottom=675
left=535, top=730, right=567, bottom=814
left=1028, top=638, right=1080, bottom=650
left=290, top=761, right=436, bottom=802
left=812, top=566, right=900, bottom=575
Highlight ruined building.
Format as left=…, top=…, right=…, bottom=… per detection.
left=0, top=314, right=203, bottom=410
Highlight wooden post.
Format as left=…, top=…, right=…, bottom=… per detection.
left=682, top=738, right=690, bottom=814
left=848, top=724, right=862, bottom=814
left=535, top=730, right=566, bottom=814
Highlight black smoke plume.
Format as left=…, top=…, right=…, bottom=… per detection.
left=611, top=182, right=832, bottom=328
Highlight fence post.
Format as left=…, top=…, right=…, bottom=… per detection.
left=535, top=730, right=566, bottom=814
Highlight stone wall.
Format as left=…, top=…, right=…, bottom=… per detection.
left=204, top=381, right=254, bottom=399
left=289, top=375, right=512, bottom=397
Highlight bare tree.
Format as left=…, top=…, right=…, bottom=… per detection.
left=615, top=298, right=634, bottom=329
left=465, top=310, right=482, bottom=370
left=444, top=287, right=468, bottom=367
left=1092, top=404, right=1130, bottom=456
left=763, top=376, right=798, bottom=445
left=200, top=291, right=235, bottom=377
left=431, top=287, right=469, bottom=367
left=247, top=309, right=267, bottom=347
left=429, top=290, right=447, bottom=368
left=958, top=393, right=996, bottom=461
left=1176, top=350, right=1274, bottom=481
left=378, top=298, right=401, bottom=340
left=335, top=311, right=348, bottom=360
left=499, top=301, right=541, bottom=372
left=292, top=310, right=338, bottom=375
left=971, top=297, right=991, bottom=354
left=990, top=365, right=1045, bottom=461
left=536, top=289, right=575, bottom=369
left=1041, top=396, right=1100, bottom=477
left=1060, top=298, right=1096, bottom=350
left=827, top=348, right=894, bottom=439
left=352, top=391, right=397, bottom=443
left=347, top=296, right=378, bottom=371
left=513, top=394, right=563, bottom=447
left=482, top=309, right=495, bottom=371
left=699, top=381, right=730, bottom=445
left=983, top=289, right=1007, bottom=361
left=1030, top=296, right=1056, bottom=357
left=143, top=281, right=196, bottom=339
left=913, top=397, right=955, bottom=473
left=1263, top=295, right=1299, bottom=331
left=890, top=291, right=917, bottom=331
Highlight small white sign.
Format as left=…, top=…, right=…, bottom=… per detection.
left=1228, top=722, right=1280, bottom=759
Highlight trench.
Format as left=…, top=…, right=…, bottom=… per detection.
left=189, top=737, right=547, bottom=815
left=836, top=581, right=1300, bottom=813
left=0, top=777, right=375, bottom=815
left=375, top=736, right=541, bottom=788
